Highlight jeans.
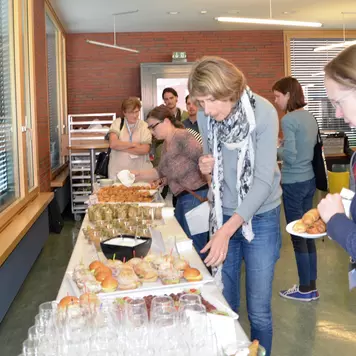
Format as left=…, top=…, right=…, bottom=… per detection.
left=282, top=177, right=317, bottom=287
left=222, top=206, right=281, bottom=356
left=174, top=189, right=209, bottom=261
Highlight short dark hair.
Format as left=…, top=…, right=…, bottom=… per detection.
left=146, top=105, right=184, bottom=129
left=162, top=87, right=178, bottom=100
left=185, top=95, right=190, bottom=103
left=272, top=76, right=306, bottom=112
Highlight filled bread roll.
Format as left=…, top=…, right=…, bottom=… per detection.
left=302, top=208, right=320, bottom=226
left=292, top=220, right=307, bottom=233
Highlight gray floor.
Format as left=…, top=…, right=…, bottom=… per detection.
left=1, top=201, right=356, bottom=356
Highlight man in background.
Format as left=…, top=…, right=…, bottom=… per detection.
left=162, top=87, right=188, bottom=121
left=183, top=95, right=199, bottom=134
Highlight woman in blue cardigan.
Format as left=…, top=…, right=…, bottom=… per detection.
left=318, top=45, right=356, bottom=259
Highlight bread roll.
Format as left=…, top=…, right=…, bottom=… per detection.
left=292, top=220, right=307, bottom=233
left=302, top=209, right=320, bottom=226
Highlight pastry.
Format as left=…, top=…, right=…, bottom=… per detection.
left=302, top=208, right=320, bottom=226
left=292, top=220, right=307, bottom=233
left=248, top=340, right=259, bottom=356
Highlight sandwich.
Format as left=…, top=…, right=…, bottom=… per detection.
left=89, top=260, right=104, bottom=273
left=134, top=261, right=158, bottom=282
left=95, top=271, right=112, bottom=282
left=126, top=257, right=143, bottom=267
left=117, top=268, right=141, bottom=290
left=79, top=292, right=100, bottom=306
left=173, top=258, right=189, bottom=271
left=58, top=296, right=80, bottom=310
left=101, top=276, right=119, bottom=293
left=183, top=268, right=203, bottom=282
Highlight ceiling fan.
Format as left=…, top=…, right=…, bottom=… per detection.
left=86, top=10, right=140, bottom=53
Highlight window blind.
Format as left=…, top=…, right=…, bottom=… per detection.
left=289, top=38, right=356, bottom=145
left=0, top=0, right=17, bottom=211
left=46, top=14, right=60, bottom=170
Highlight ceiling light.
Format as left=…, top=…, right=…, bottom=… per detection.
left=216, top=0, right=322, bottom=28
left=86, top=11, right=139, bottom=53
left=167, top=11, right=179, bottom=15
left=227, top=10, right=240, bottom=14
left=314, top=12, right=356, bottom=52
left=215, top=17, right=322, bottom=27
left=200, top=10, right=208, bottom=14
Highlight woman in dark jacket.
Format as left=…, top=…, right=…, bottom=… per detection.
left=318, top=44, right=356, bottom=259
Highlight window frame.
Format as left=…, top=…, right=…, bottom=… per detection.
left=0, top=0, right=39, bottom=231
left=44, top=1, right=67, bottom=178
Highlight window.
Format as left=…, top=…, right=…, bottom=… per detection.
left=0, top=0, right=39, bottom=230
left=287, top=34, right=356, bottom=145
left=0, top=0, right=20, bottom=212
left=45, top=8, right=66, bottom=172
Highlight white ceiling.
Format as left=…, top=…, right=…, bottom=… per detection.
left=49, top=0, right=356, bottom=33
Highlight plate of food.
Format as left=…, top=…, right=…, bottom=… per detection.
left=286, top=208, right=327, bottom=239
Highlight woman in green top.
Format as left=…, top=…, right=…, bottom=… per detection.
left=273, top=77, right=319, bottom=302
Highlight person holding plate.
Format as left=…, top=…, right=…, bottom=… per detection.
left=272, top=77, right=319, bottom=302
left=189, top=56, right=282, bottom=356
left=318, top=45, right=356, bottom=260
left=108, top=97, right=152, bottom=180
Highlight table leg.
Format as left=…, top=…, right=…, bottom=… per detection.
left=89, top=148, right=96, bottom=192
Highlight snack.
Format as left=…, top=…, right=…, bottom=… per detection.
left=58, top=296, right=80, bottom=310
left=183, top=268, right=203, bottom=282
left=292, top=220, right=307, bottom=233
left=292, top=208, right=326, bottom=235
left=89, top=260, right=104, bottom=273
left=248, top=340, right=259, bottom=356
left=173, top=258, right=189, bottom=271
left=302, top=208, right=320, bottom=225
left=101, top=276, right=119, bottom=292
left=117, top=268, right=141, bottom=290
left=95, top=271, right=112, bottom=282
left=79, top=292, right=100, bottom=306
left=97, top=186, right=153, bottom=203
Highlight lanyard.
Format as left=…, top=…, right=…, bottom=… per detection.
left=125, top=119, right=138, bottom=143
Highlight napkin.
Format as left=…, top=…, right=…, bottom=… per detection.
left=117, top=170, right=135, bottom=187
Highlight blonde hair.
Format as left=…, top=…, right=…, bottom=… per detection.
left=121, top=97, right=141, bottom=113
left=324, top=44, right=356, bottom=89
left=188, top=56, right=246, bottom=102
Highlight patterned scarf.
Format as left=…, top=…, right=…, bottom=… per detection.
left=207, top=88, right=256, bottom=287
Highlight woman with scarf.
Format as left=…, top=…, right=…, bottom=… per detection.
left=188, top=56, right=282, bottom=356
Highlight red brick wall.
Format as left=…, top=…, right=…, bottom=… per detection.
left=66, top=31, right=285, bottom=116
left=33, top=0, right=51, bottom=192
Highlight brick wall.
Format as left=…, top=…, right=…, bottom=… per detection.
left=33, top=0, right=50, bottom=192
left=66, top=31, right=285, bottom=116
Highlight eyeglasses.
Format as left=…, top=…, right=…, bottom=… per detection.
left=330, top=89, right=355, bottom=110
left=147, top=122, right=162, bottom=131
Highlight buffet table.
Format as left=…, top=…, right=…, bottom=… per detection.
left=56, top=210, right=249, bottom=346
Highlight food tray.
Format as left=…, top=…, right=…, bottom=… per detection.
left=65, top=260, right=214, bottom=299
left=92, top=183, right=166, bottom=208
left=100, top=284, right=239, bottom=320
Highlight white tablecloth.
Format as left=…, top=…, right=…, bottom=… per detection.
left=56, top=211, right=249, bottom=345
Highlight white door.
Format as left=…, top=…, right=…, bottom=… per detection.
left=140, top=62, right=194, bottom=118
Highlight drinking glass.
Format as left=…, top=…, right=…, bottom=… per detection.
left=22, top=339, right=39, bottom=356
left=179, top=294, right=202, bottom=307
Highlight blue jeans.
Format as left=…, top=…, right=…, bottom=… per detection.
left=174, top=188, right=209, bottom=261
left=282, top=178, right=317, bottom=287
left=222, top=206, right=281, bottom=356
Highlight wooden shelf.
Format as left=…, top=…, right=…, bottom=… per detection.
left=51, top=167, right=69, bottom=188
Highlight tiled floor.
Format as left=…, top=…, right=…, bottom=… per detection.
left=1, top=199, right=356, bottom=355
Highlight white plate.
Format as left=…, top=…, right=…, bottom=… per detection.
left=286, top=220, right=327, bottom=239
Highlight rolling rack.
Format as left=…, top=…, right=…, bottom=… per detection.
left=68, top=113, right=116, bottom=221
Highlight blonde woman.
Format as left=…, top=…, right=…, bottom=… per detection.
left=318, top=45, right=356, bottom=260
left=108, top=97, right=152, bottom=180
left=189, top=56, right=282, bottom=356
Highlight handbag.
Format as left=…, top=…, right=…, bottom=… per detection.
left=312, top=124, right=328, bottom=192
left=183, top=188, right=210, bottom=235
left=94, top=119, right=124, bottom=178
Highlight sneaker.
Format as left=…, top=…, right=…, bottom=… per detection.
left=311, top=290, right=320, bottom=301
left=279, top=285, right=313, bottom=302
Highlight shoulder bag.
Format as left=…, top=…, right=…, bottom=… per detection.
left=95, top=119, right=124, bottom=178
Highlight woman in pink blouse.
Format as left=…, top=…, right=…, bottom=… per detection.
left=132, top=105, right=209, bottom=260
